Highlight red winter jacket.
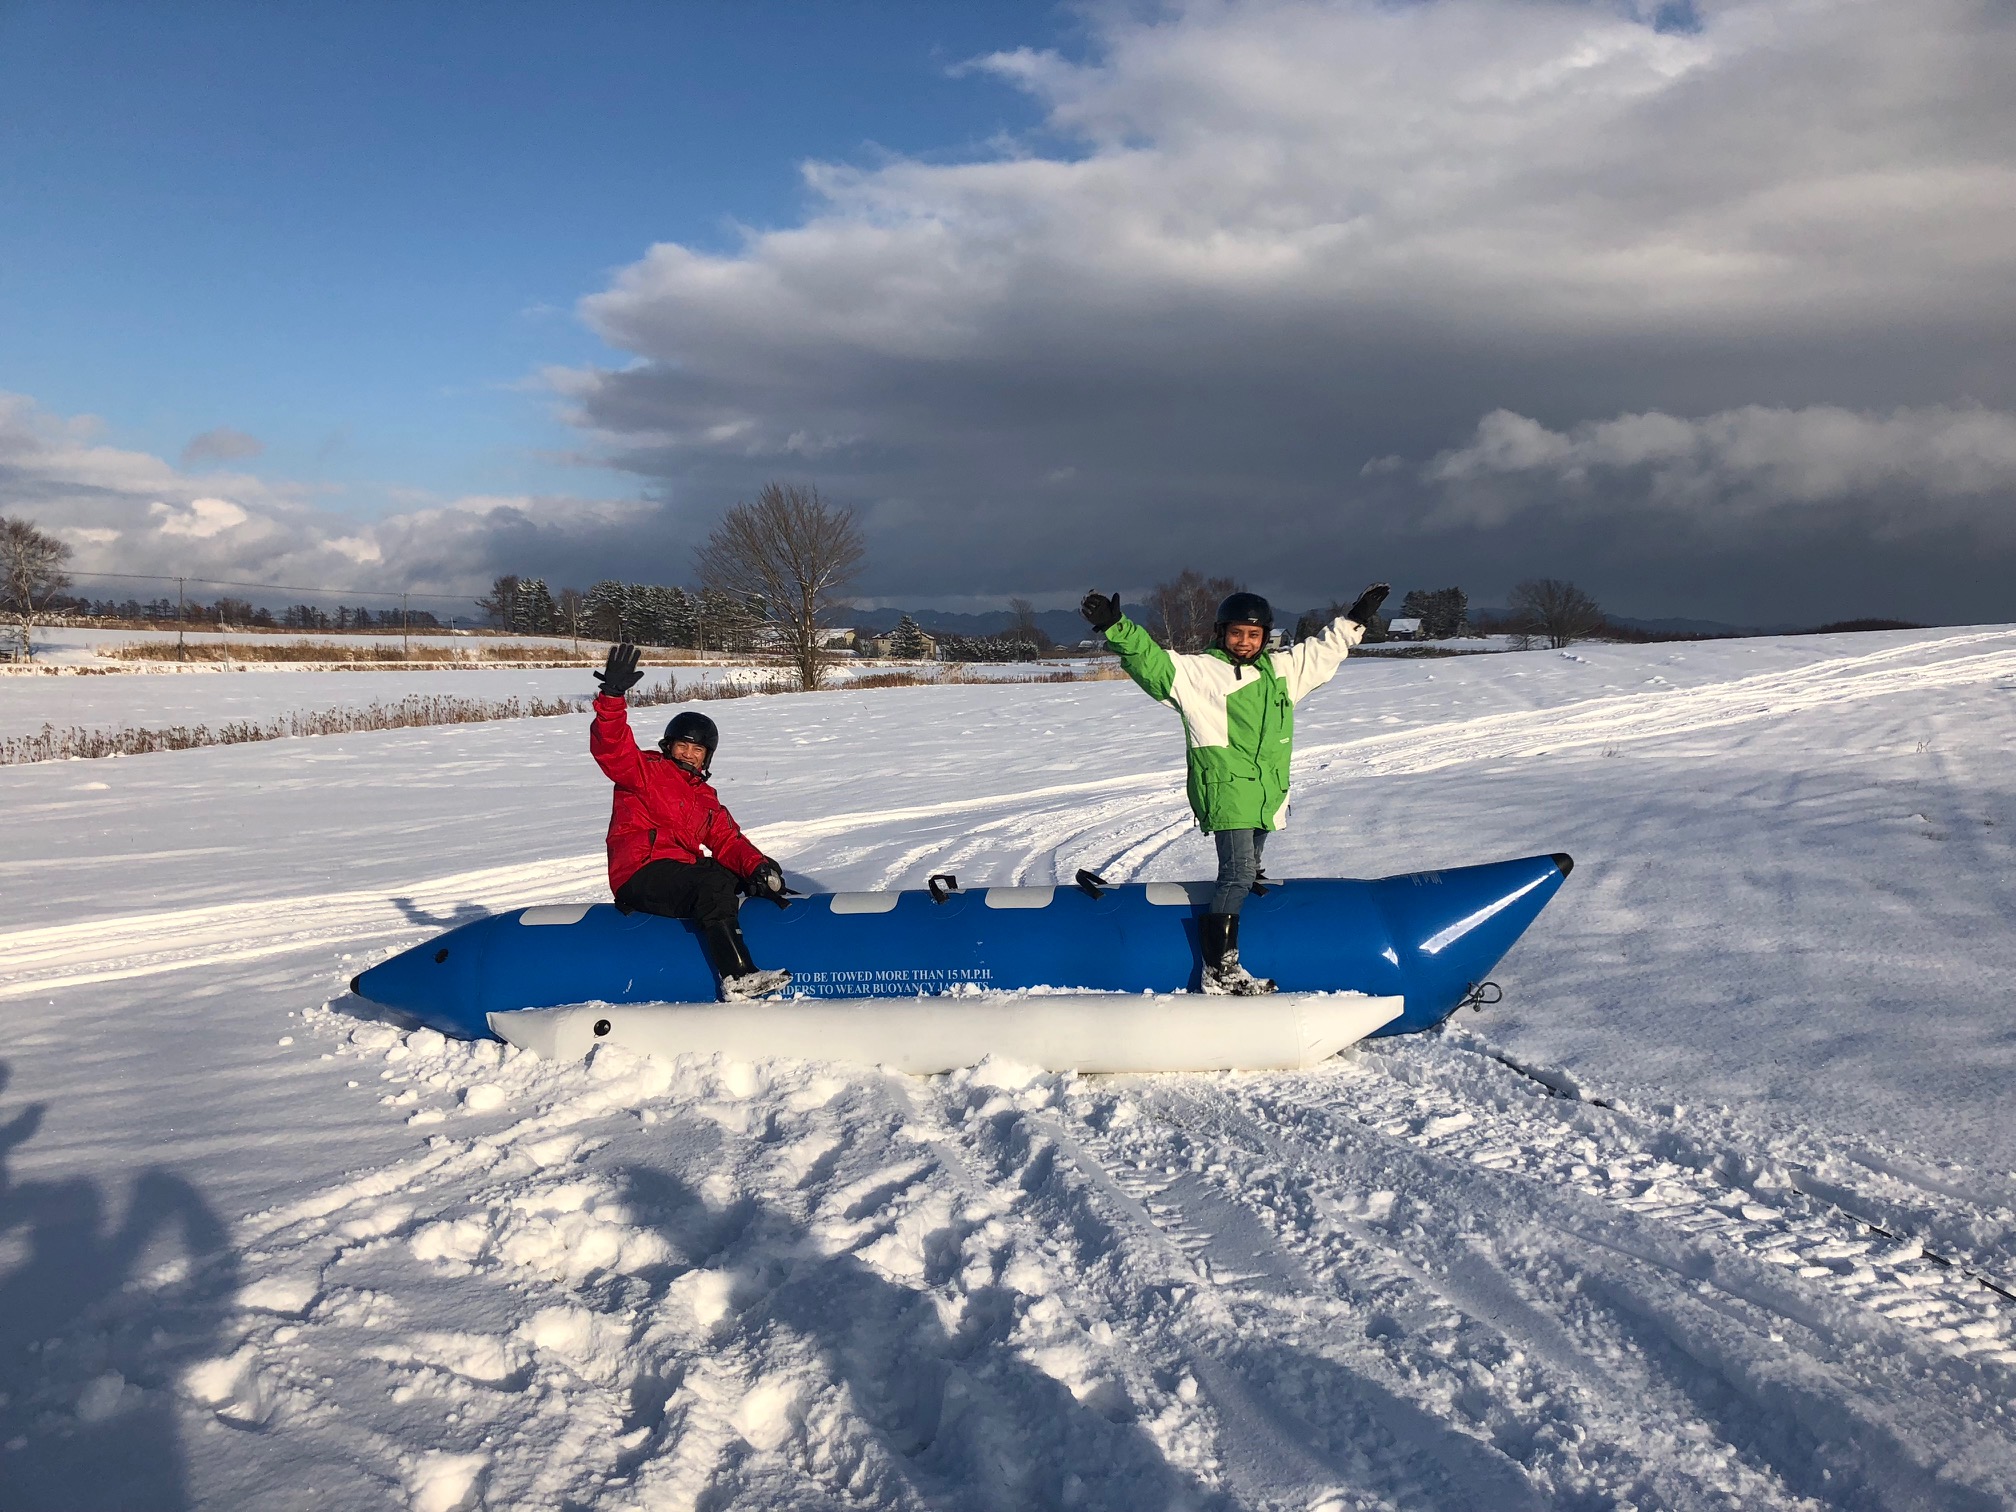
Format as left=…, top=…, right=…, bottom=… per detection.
left=590, top=695, right=767, bottom=894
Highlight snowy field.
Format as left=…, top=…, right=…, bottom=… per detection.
left=0, top=629, right=1084, bottom=741
left=3, top=627, right=2015, bottom=1509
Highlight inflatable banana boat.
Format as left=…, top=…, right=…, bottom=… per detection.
left=349, top=853, right=1571, bottom=1073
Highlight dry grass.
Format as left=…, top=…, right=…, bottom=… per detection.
left=631, top=673, right=794, bottom=706
left=111, top=639, right=420, bottom=663
left=102, top=639, right=716, bottom=666
left=847, top=663, right=1125, bottom=690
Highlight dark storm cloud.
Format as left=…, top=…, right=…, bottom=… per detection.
left=558, top=0, right=2016, bottom=623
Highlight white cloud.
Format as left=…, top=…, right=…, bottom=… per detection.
left=0, top=392, right=650, bottom=598
left=555, top=0, right=2016, bottom=618
left=150, top=497, right=250, bottom=539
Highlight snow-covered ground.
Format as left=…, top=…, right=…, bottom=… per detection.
left=3, top=628, right=2014, bottom=1509
left=0, top=631, right=1088, bottom=741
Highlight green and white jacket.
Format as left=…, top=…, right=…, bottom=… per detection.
left=1104, top=613, right=1365, bottom=832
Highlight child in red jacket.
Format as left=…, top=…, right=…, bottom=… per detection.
left=590, top=643, right=791, bottom=1000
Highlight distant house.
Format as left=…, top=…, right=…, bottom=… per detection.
left=1385, top=617, right=1424, bottom=640
left=817, top=627, right=856, bottom=649
left=864, top=630, right=939, bottom=660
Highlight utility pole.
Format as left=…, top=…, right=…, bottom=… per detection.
left=402, top=592, right=410, bottom=661
left=176, top=575, right=186, bottom=662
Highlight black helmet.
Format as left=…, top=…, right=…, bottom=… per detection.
left=660, top=710, right=719, bottom=772
left=1214, top=591, right=1273, bottom=632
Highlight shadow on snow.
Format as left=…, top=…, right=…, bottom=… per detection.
left=0, top=1061, right=240, bottom=1512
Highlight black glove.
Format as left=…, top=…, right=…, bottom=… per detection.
left=1080, top=590, right=1121, bottom=632
left=748, top=859, right=790, bottom=907
left=595, top=642, right=642, bottom=696
left=1346, top=583, right=1390, bottom=628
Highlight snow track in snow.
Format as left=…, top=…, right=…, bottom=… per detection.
left=1309, top=629, right=2016, bottom=776
left=156, top=1006, right=2016, bottom=1511
left=0, top=856, right=606, bottom=1001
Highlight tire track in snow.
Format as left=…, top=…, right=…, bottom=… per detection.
left=1100, top=1046, right=2016, bottom=1508
left=1309, top=631, right=2016, bottom=777
left=6, top=630, right=2011, bottom=1001
left=0, top=854, right=608, bottom=1000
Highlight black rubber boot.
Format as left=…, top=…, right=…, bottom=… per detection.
left=703, top=922, right=791, bottom=1001
left=704, top=922, right=754, bottom=978
left=1200, top=913, right=1234, bottom=972
left=1200, top=913, right=1275, bottom=996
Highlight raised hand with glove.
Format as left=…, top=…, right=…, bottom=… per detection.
left=1345, top=583, right=1390, bottom=629
left=596, top=642, right=643, bottom=697
left=1080, top=590, right=1122, bottom=632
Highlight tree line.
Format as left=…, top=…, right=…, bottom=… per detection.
left=39, top=596, right=446, bottom=631
left=486, top=482, right=870, bottom=689
left=1149, top=568, right=1608, bottom=651
left=478, top=575, right=781, bottom=653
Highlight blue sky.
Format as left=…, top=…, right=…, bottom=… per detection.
left=1, top=1, right=1064, bottom=506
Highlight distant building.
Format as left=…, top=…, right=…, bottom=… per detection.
left=864, top=629, right=938, bottom=660
left=1385, top=617, right=1424, bottom=640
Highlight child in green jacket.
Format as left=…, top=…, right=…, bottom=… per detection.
left=1081, top=582, right=1388, bottom=993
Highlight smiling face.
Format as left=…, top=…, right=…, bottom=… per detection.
left=1223, top=622, right=1267, bottom=661
left=668, top=738, right=710, bottom=772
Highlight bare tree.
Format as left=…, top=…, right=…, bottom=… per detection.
left=476, top=575, right=520, bottom=630
left=1146, top=568, right=1240, bottom=652
left=1, top=516, right=74, bottom=661
left=1508, top=577, right=1605, bottom=649
left=1007, top=596, right=1052, bottom=653
left=554, top=586, right=586, bottom=649
left=694, top=482, right=866, bottom=690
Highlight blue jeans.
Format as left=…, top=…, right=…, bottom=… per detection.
left=1211, top=828, right=1268, bottom=915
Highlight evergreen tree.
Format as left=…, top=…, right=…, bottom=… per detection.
left=889, top=614, right=930, bottom=660
left=697, top=588, right=752, bottom=652
left=585, top=580, right=627, bottom=641
left=662, top=585, right=698, bottom=647
left=1398, top=587, right=1468, bottom=640
left=633, top=584, right=675, bottom=646
left=616, top=582, right=653, bottom=643
left=514, top=578, right=557, bottom=635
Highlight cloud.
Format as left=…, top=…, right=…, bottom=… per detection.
left=149, top=497, right=251, bottom=539
left=180, top=427, right=264, bottom=466
left=0, top=392, right=650, bottom=602
left=1419, top=404, right=2016, bottom=540
left=555, top=0, right=2016, bottom=622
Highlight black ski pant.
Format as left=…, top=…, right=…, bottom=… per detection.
left=615, top=858, right=742, bottom=930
